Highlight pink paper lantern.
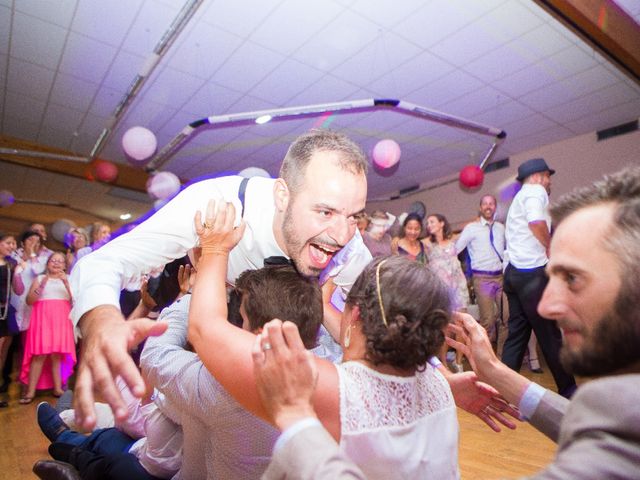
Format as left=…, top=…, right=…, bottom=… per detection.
left=0, top=190, right=15, bottom=207
left=372, top=139, right=401, bottom=169
left=122, top=126, right=157, bottom=163
left=459, top=165, right=484, bottom=188
left=147, top=171, right=181, bottom=200
left=94, top=160, right=119, bottom=183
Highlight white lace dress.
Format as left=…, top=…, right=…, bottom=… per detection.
left=337, top=361, right=460, bottom=479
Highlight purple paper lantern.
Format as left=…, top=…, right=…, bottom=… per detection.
left=0, top=190, right=15, bottom=207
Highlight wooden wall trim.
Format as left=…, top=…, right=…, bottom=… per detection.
left=0, top=135, right=148, bottom=192
left=535, top=0, right=640, bottom=85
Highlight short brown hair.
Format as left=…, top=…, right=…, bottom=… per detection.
left=279, top=129, right=368, bottom=196
left=551, top=166, right=640, bottom=323
left=235, top=264, right=322, bottom=348
left=346, top=256, right=450, bottom=371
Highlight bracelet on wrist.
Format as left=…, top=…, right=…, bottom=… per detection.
left=200, top=246, right=231, bottom=256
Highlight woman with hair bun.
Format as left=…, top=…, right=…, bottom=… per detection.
left=187, top=201, right=517, bottom=479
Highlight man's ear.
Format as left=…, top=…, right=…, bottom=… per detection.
left=273, top=178, right=290, bottom=212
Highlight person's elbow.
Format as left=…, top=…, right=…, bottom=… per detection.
left=187, top=316, right=203, bottom=346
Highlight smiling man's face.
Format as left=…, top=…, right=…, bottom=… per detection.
left=281, top=150, right=367, bottom=277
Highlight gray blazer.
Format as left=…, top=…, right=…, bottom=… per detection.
left=527, top=373, right=640, bottom=479
left=263, top=424, right=366, bottom=480
left=264, top=374, right=640, bottom=480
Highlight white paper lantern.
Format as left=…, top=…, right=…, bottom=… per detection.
left=372, top=139, right=401, bottom=169
left=146, top=171, right=181, bottom=200
left=238, top=166, right=271, bottom=179
left=122, top=126, right=158, bottom=163
left=154, top=199, right=168, bottom=211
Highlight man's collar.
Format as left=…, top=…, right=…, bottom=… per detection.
left=480, top=217, right=492, bottom=226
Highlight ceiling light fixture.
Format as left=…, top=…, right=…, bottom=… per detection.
left=119, top=213, right=132, bottom=220
left=255, top=115, right=272, bottom=125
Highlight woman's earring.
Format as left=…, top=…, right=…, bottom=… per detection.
left=344, top=324, right=352, bottom=349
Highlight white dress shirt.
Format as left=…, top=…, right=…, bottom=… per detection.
left=455, top=218, right=505, bottom=272
left=69, top=175, right=371, bottom=325
left=505, top=184, right=550, bottom=269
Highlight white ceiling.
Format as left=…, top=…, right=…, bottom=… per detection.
left=1, top=0, right=640, bottom=225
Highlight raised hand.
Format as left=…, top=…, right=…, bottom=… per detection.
left=177, top=264, right=195, bottom=296
left=73, top=306, right=167, bottom=430
left=252, top=319, right=319, bottom=430
left=446, top=312, right=501, bottom=382
left=194, top=199, right=245, bottom=256
left=448, top=371, right=520, bottom=432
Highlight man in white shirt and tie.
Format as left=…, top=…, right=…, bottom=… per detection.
left=456, top=195, right=505, bottom=349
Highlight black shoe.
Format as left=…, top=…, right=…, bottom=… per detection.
left=530, top=368, right=544, bottom=374
left=32, top=459, right=81, bottom=480
left=37, top=402, right=70, bottom=442
left=49, top=442, right=75, bottom=463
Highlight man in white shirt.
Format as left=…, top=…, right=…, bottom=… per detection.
left=455, top=195, right=505, bottom=348
left=70, top=129, right=372, bottom=429
left=502, top=158, right=576, bottom=398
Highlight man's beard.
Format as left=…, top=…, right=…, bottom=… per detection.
left=282, top=206, right=322, bottom=278
left=560, top=290, right=640, bottom=376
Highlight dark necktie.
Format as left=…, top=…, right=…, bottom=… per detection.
left=263, top=256, right=293, bottom=267
left=489, top=223, right=503, bottom=263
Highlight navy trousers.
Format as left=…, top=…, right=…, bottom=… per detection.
left=501, top=264, right=576, bottom=397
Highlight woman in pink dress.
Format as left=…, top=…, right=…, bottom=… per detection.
left=19, top=251, right=76, bottom=404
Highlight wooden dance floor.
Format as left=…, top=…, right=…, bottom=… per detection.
left=0, top=367, right=556, bottom=479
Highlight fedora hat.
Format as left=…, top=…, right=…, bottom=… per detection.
left=516, top=158, right=556, bottom=182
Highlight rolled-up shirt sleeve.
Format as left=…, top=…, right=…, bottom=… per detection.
left=523, top=192, right=547, bottom=224
left=69, top=178, right=241, bottom=325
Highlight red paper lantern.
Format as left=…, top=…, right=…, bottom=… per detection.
left=459, top=165, right=484, bottom=188
left=94, top=160, right=119, bottom=183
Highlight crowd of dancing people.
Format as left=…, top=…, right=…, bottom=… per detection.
left=1, top=130, right=638, bottom=479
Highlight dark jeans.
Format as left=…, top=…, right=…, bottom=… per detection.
left=51, top=443, right=162, bottom=480
left=502, top=264, right=576, bottom=397
left=58, top=428, right=135, bottom=455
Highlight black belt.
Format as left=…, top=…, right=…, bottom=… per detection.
left=472, top=269, right=502, bottom=276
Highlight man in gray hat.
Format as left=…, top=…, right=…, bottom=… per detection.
left=501, top=158, right=576, bottom=397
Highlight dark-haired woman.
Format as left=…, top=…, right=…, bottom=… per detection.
left=425, top=214, right=469, bottom=312
left=426, top=214, right=470, bottom=372
left=188, top=202, right=460, bottom=479
left=391, top=213, right=428, bottom=264
left=0, top=233, right=25, bottom=405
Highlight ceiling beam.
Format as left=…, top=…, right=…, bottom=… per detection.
left=535, top=0, right=640, bottom=85
left=0, top=135, right=148, bottom=192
